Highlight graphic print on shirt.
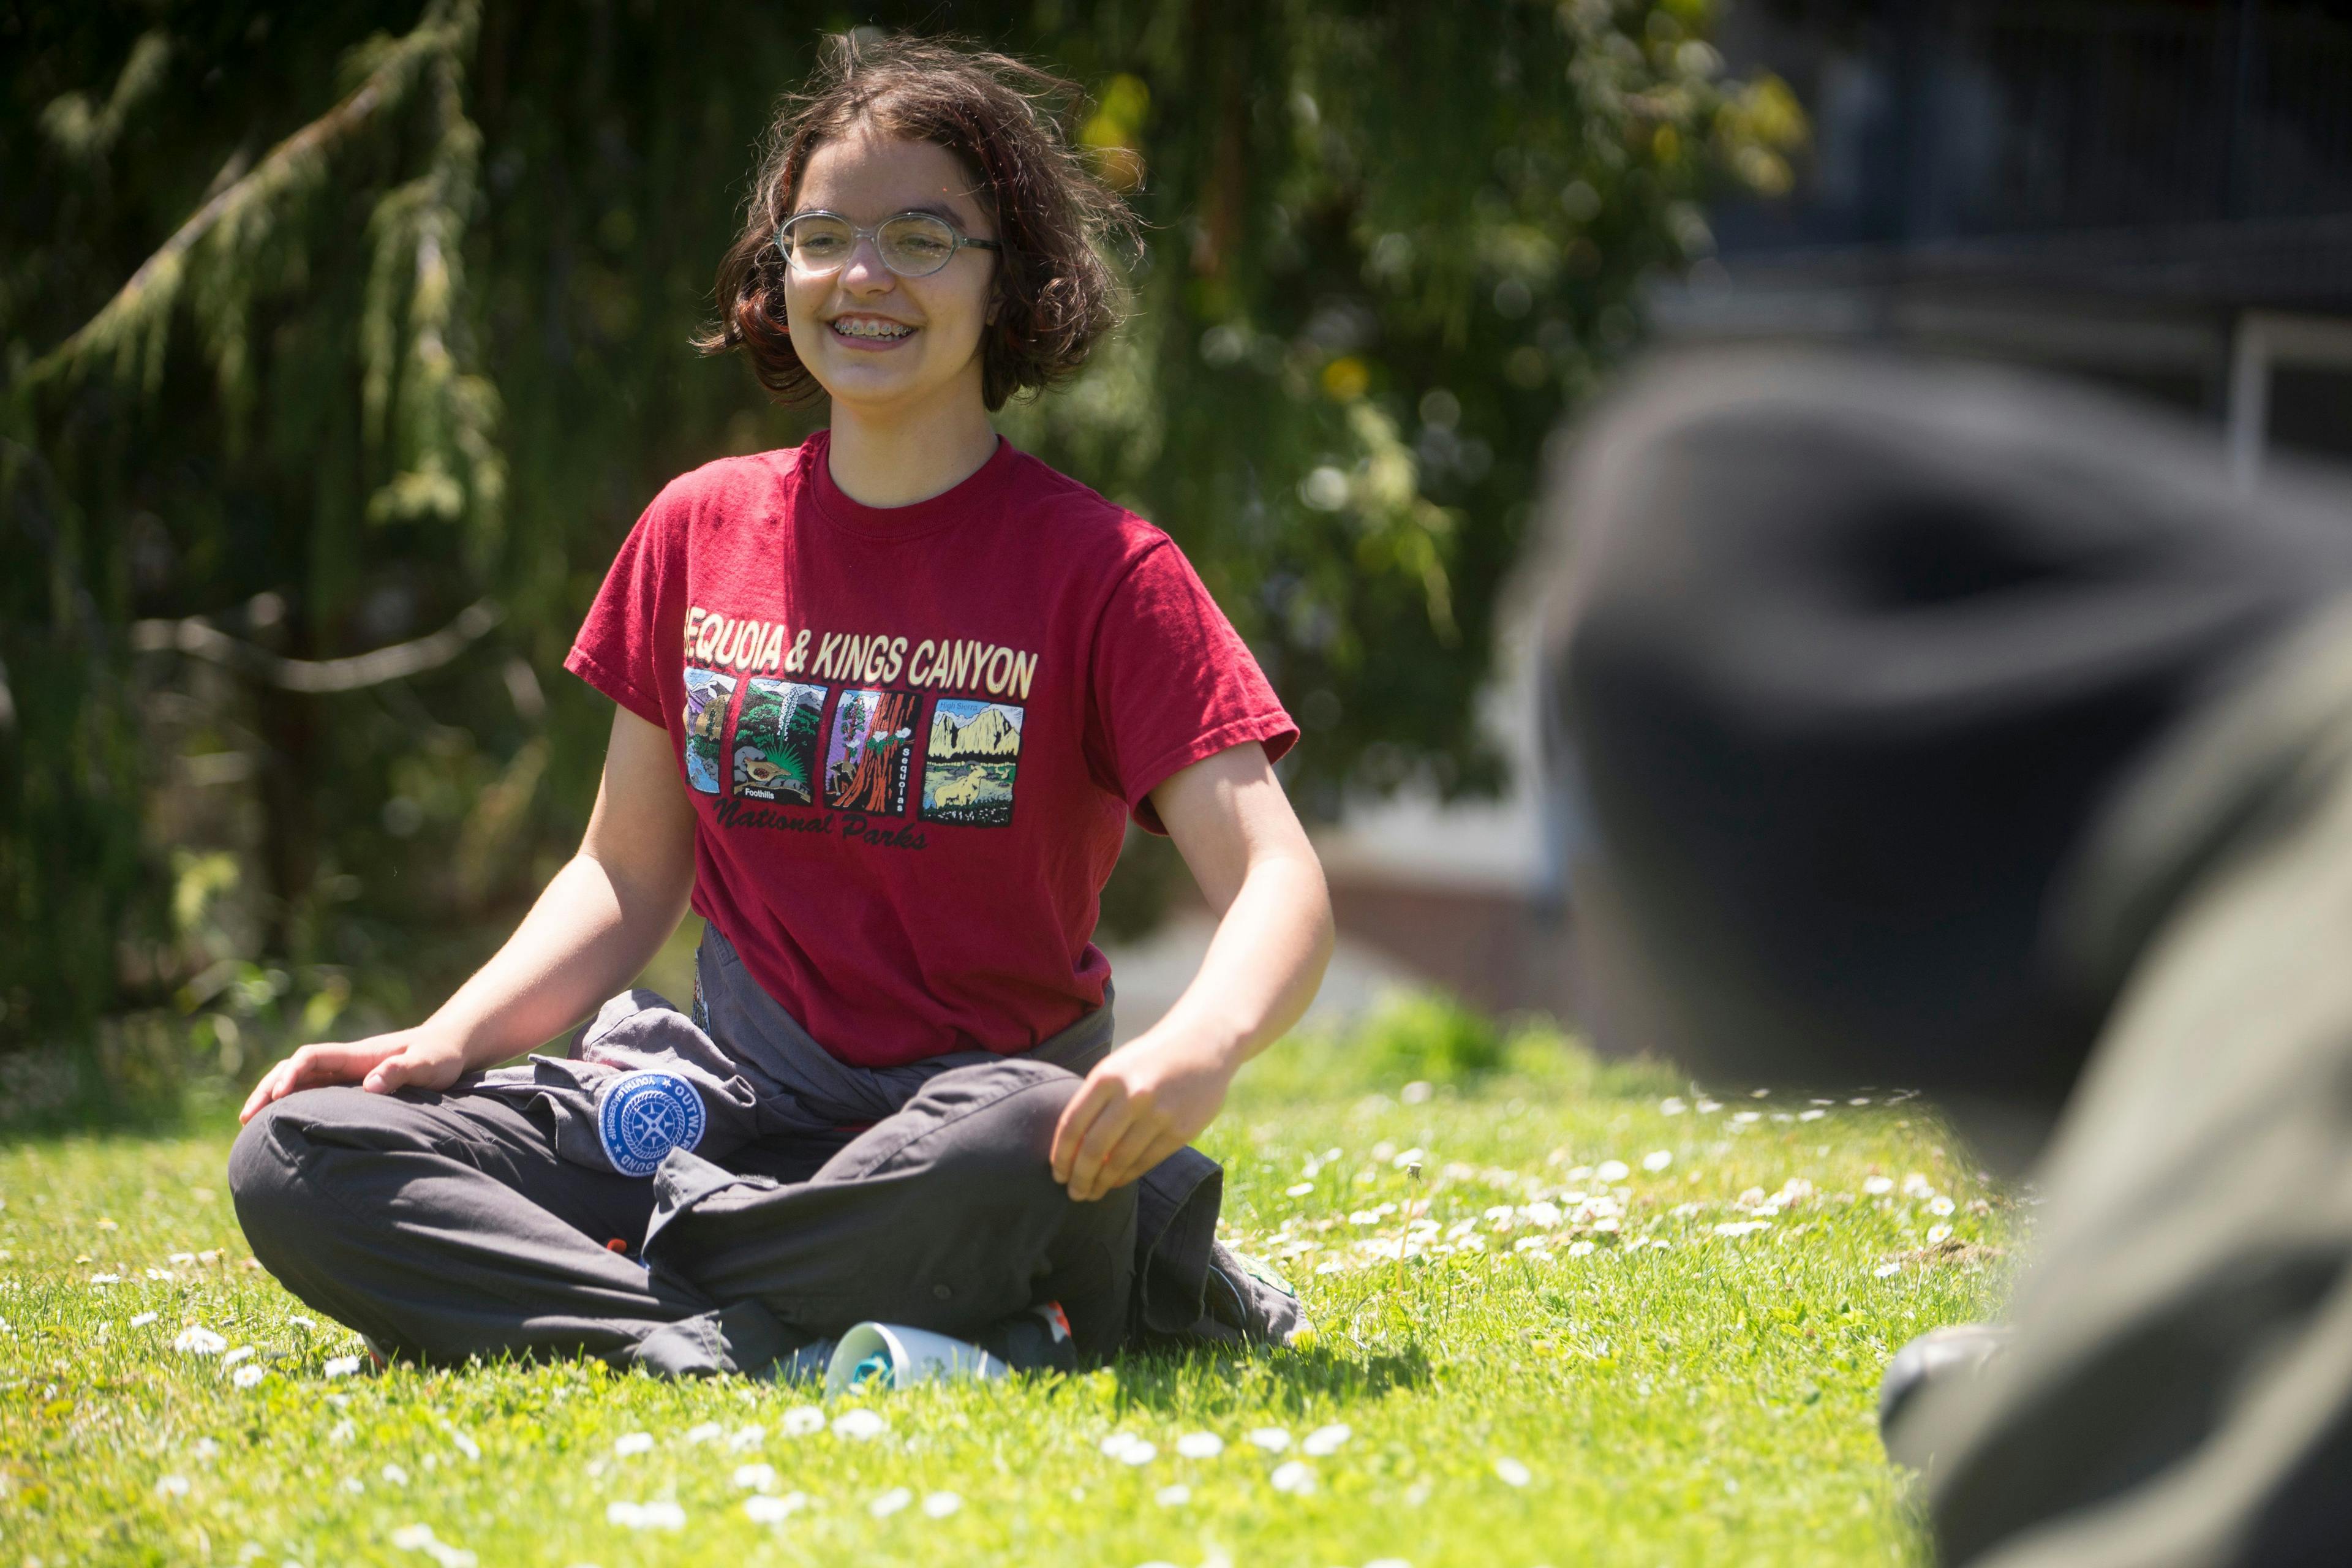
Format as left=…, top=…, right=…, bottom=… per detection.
left=731, top=678, right=828, bottom=804
left=824, top=688, right=920, bottom=813
left=681, top=667, right=737, bottom=794
left=921, top=699, right=1023, bottom=827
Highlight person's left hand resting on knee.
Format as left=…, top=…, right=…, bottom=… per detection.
left=1050, top=742, right=1332, bottom=1202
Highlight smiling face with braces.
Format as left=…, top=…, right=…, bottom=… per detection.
left=780, top=125, right=1002, bottom=421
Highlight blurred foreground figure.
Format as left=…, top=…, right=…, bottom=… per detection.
left=1546, top=351, right=2352, bottom=1567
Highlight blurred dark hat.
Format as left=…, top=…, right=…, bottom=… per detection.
left=1544, top=350, right=2352, bottom=1115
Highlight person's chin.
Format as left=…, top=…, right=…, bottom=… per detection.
left=824, top=353, right=960, bottom=405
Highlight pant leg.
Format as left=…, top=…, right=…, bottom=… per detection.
left=644, top=1058, right=1139, bottom=1362
left=228, top=1084, right=802, bottom=1376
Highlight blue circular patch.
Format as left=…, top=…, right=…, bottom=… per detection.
left=597, top=1070, right=707, bottom=1177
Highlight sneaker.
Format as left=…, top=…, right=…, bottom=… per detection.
left=1878, top=1322, right=2010, bottom=1467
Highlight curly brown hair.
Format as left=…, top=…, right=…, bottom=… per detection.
left=697, top=33, right=1137, bottom=413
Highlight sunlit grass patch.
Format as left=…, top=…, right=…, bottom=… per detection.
left=1, top=1003, right=2008, bottom=1567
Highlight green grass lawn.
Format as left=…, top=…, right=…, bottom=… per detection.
left=1, top=1004, right=2011, bottom=1567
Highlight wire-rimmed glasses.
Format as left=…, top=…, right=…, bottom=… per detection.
left=775, top=210, right=1001, bottom=279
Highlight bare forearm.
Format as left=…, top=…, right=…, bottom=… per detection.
left=426, top=850, right=691, bottom=1069
left=1152, top=853, right=1333, bottom=1068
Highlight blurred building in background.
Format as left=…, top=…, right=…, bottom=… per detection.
left=1265, top=0, right=2352, bottom=1028
left=1681, top=0, right=2352, bottom=480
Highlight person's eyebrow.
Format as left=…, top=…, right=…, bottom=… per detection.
left=900, top=201, right=979, bottom=226
left=786, top=201, right=983, bottom=228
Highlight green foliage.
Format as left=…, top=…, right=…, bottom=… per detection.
left=1, top=1049, right=1995, bottom=1565
left=1355, top=990, right=1510, bottom=1084
left=0, top=0, right=1802, bottom=1060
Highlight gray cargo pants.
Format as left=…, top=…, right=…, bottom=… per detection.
left=227, top=937, right=1140, bottom=1378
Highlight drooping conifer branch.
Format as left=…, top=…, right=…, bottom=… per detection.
left=30, top=1, right=475, bottom=393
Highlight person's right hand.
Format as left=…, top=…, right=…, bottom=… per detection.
left=236, top=1028, right=469, bottom=1125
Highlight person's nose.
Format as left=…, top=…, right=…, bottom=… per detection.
left=837, top=233, right=897, bottom=295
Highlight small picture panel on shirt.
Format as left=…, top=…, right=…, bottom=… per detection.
left=824, top=688, right=919, bottom=814
left=732, top=678, right=828, bottom=805
left=682, top=667, right=737, bottom=795
left=921, top=699, right=1023, bottom=829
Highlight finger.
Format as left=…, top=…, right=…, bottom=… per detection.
left=237, top=1066, right=283, bottom=1125
left=361, top=1052, right=409, bottom=1094
left=1102, top=1128, right=1186, bottom=1194
left=1051, top=1076, right=1120, bottom=1184
left=1069, top=1095, right=1145, bottom=1202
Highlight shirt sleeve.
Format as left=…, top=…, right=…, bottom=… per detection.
left=563, top=492, right=680, bottom=731
left=1087, top=540, right=1299, bottom=834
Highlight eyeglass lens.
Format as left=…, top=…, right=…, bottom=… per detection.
left=783, top=214, right=961, bottom=277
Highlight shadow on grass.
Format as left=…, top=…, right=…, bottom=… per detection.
left=1104, top=1340, right=1433, bottom=1414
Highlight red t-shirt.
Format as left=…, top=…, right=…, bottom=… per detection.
left=566, top=432, right=1297, bottom=1067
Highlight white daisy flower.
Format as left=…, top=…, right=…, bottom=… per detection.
left=1156, top=1483, right=1192, bottom=1507
left=290, top=1315, right=317, bottom=1329
left=221, top=1346, right=254, bottom=1368
left=90, top=1273, right=121, bottom=1286
left=1874, top=1263, right=1901, bottom=1278
left=728, top=1425, right=766, bottom=1451
left=869, top=1486, right=912, bottom=1518
left=1247, top=1427, right=1292, bottom=1453
left=449, top=1430, right=480, bottom=1461
left=1926, top=1224, right=1954, bottom=1245
left=1901, top=1174, right=1935, bottom=1199
left=1863, top=1175, right=1895, bottom=1196
left=1565, top=1240, right=1597, bottom=1257
left=1659, top=1098, right=1687, bottom=1115
left=613, top=1432, right=654, bottom=1458
left=605, top=1500, right=685, bottom=1531
left=156, top=1474, right=191, bottom=1497
left=1594, top=1159, right=1631, bottom=1183
left=1302, top=1423, right=1351, bottom=1457
left=1713, top=1221, right=1771, bottom=1238
left=174, top=1326, right=227, bottom=1355
left=732, top=1463, right=777, bottom=1491
left=232, top=1365, right=265, bottom=1389
left=743, top=1491, right=807, bottom=1523
left=341, top=1477, right=364, bottom=1494
left=781, top=1405, right=825, bottom=1437
left=1928, top=1196, right=1957, bottom=1217
left=1269, top=1460, right=1316, bottom=1494
left=831, top=1409, right=887, bottom=1441
left=921, top=1490, right=963, bottom=1518
left=381, top=1463, right=409, bottom=1487
left=1175, top=1431, right=1224, bottom=1459
left=130, top=1311, right=158, bottom=1328
left=1642, top=1150, right=1673, bottom=1172
left=1494, top=1457, right=1532, bottom=1487
left=323, top=1355, right=361, bottom=1379
left=1285, top=1182, right=1314, bottom=1197
left=684, top=1421, right=723, bottom=1445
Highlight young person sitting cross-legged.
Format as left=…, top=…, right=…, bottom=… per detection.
left=228, top=34, right=1332, bottom=1380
